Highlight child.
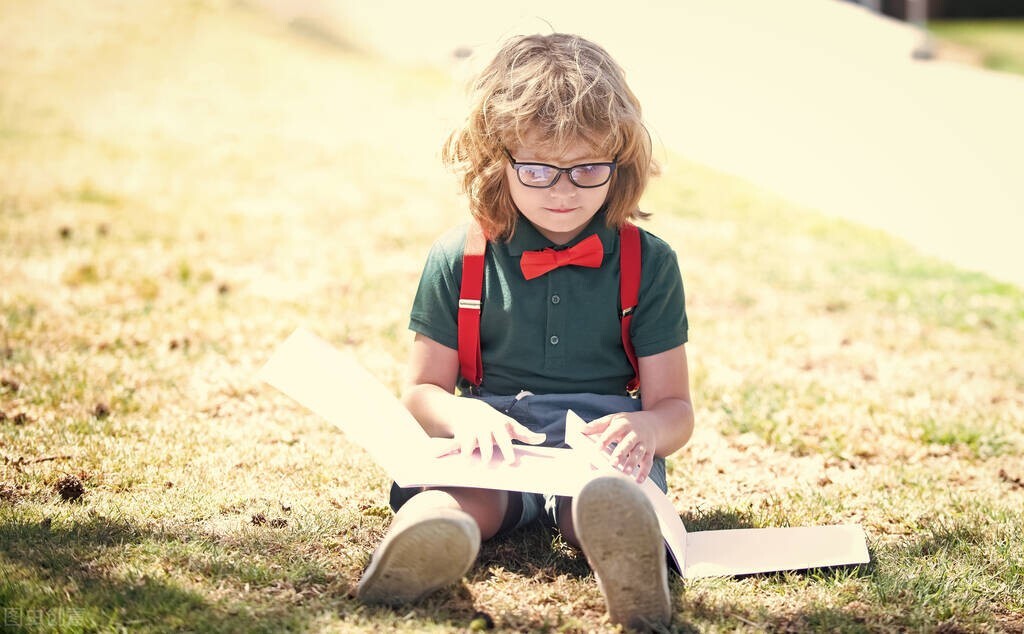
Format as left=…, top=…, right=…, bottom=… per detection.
left=356, top=33, right=693, bottom=630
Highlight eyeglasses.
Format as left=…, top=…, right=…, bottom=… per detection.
left=504, top=149, right=616, bottom=189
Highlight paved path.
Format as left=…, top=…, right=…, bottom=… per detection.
left=337, top=0, right=1024, bottom=287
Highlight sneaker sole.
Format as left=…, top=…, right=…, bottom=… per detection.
left=356, top=509, right=480, bottom=605
left=574, top=475, right=671, bottom=630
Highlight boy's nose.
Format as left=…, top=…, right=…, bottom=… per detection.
left=549, top=173, right=578, bottom=196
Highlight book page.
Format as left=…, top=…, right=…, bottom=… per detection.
left=259, top=327, right=592, bottom=495
left=683, top=525, right=870, bottom=579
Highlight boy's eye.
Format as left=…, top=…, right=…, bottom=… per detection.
left=520, top=165, right=555, bottom=183
left=570, top=164, right=613, bottom=186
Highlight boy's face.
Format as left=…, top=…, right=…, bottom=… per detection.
left=505, top=135, right=613, bottom=245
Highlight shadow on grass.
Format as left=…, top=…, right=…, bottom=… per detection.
left=0, top=514, right=577, bottom=632
left=348, top=524, right=593, bottom=630
left=476, top=523, right=591, bottom=579
left=904, top=519, right=987, bottom=559
left=0, top=506, right=891, bottom=631
left=685, top=594, right=880, bottom=633
left=0, top=516, right=313, bottom=633
left=679, top=506, right=759, bottom=531
left=468, top=523, right=702, bottom=632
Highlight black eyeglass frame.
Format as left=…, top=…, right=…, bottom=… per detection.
left=504, top=148, right=617, bottom=189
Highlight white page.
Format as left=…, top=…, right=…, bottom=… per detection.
left=258, top=327, right=432, bottom=485
left=683, top=525, right=870, bottom=579
left=259, top=327, right=592, bottom=495
left=416, top=439, right=592, bottom=496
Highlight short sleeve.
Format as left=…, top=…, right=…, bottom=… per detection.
left=630, top=233, right=688, bottom=357
left=408, top=227, right=465, bottom=350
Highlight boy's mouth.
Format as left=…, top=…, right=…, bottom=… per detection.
left=545, top=207, right=577, bottom=214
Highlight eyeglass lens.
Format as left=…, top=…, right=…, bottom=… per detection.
left=516, top=163, right=613, bottom=188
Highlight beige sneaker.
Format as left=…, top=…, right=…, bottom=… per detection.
left=573, top=475, right=671, bottom=631
left=356, top=507, right=481, bottom=605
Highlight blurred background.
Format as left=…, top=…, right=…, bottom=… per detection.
left=261, top=0, right=1024, bottom=286
left=266, top=0, right=1024, bottom=284
left=5, top=0, right=1022, bottom=287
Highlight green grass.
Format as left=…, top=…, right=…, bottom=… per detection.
left=931, top=19, right=1024, bottom=76
left=2, top=1, right=1023, bottom=632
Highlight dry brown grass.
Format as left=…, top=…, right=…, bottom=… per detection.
left=2, top=1, right=1023, bottom=632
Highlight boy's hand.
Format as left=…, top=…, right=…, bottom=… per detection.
left=582, top=413, right=657, bottom=483
left=433, top=398, right=545, bottom=465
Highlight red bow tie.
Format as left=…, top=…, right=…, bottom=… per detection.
left=520, top=234, right=604, bottom=280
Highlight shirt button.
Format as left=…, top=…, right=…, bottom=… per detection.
left=549, top=335, right=559, bottom=345
left=551, top=294, right=561, bottom=304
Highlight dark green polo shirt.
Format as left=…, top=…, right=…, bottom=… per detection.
left=409, top=212, right=688, bottom=396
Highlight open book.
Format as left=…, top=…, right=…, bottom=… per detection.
left=259, top=327, right=869, bottom=578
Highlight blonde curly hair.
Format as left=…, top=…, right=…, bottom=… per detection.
left=442, top=33, right=657, bottom=240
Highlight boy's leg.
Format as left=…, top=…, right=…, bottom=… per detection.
left=570, top=475, right=671, bottom=630
left=554, top=496, right=580, bottom=547
left=356, top=487, right=507, bottom=604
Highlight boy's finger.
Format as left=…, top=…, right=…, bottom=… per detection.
left=635, top=452, right=654, bottom=484
left=581, top=416, right=610, bottom=434
left=609, top=433, right=639, bottom=465
left=496, top=432, right=517, bottom=465
left=600, top=415, right=635, bottom=448
left=609, top=443, right=628, bottom=467
left=479, top=432, right=494, bottom=464
left=460, top=435, right=477, bottom=460
left=510, top=424, right=546, bottom=445
left=598, top=428, right=626, bottom=453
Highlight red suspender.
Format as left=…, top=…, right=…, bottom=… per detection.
left=457, top=221, right=487, bottom=387
left=619, top=222, right=642, bottom=395
left=457, top=220, right=642, bottom=395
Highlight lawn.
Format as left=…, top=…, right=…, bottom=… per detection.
left=931, top=19, right=1024, bottom=76
left=2, top=1, right=1023, bottom=632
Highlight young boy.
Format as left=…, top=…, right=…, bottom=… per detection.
left=357, top=33, right=693, bottom=630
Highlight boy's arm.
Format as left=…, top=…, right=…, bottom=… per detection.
left=582, top=344, right=694, bottom=482
left=401, top=333, right=545, bottom=463
left=637, top=343, right=695, bottom=455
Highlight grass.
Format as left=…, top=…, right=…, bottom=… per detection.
left=931, top=19, right=1024, bottom=76
left=2, top=1, right=1023, bottom=632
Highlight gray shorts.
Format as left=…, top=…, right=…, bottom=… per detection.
left=389, top=391, right=668, bottom=536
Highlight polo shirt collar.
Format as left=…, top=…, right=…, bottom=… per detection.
left=504, top=210, right=617, bottom=257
